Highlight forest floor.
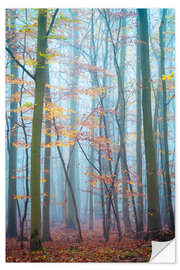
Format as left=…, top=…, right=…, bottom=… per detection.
left=6, top=224, right=152, bottom=263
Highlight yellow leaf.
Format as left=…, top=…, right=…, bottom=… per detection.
left=12, top=142, right=18, bottom=148
left=45, top=144, right=51, bottom=148
left=131, top=132, right=137, bottom=139
left=40, top=178, right=47, bottom=183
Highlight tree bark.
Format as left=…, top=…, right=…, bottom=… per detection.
left=42, top=64, right=52, bottom=241
left=30, top=9, right=47, bottom=251
left=67, top=10, right=80, bottom=229
left=159, top=9, right=175, bottom=235
left=138, top=9, right=162, bottom=239
left=136, top=16, right=144, bottom=237
left=6, top=9, right=18, bottom=238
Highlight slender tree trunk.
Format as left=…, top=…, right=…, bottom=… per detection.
left=42, top=64, right=52, bottom=241
left=100, top=181, right=106, bottom=238
left=83, top=191, right=89, bottom=224
left=159, top=9, right=175, bottom=235
left=55, top=139, right=82, bottom=241
left=138, top=9, right=162, bottom=239
left=150, top=34, right=170, bottom=230
left=89, top=102, right=94, bottom=231
left=30, top=9, right=47, bottom=251
left=89, top=180, right=94, bottom=230
left=67, top=10, right=79, bottom=229
left=119, top=17, right=133, bottom=235
left=6, top=9, right=18, bottom=238
left=98, top=115, right=107, bottom=238
left=136, top=18, right=144, bottom=237
left=19, top=9, right=30, bottom=247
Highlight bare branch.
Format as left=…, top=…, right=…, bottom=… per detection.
left=6, top=46, right=35, bottom=81
left=166, top=94, right=175, bottom=106
left=77, top=140, right=101, bottom=175
left=47, top=9, right=59, bottom=36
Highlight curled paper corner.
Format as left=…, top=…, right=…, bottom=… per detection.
left=150, top=239, right=175, bottom=263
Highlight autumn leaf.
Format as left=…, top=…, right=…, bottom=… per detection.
left=24, top=101, right=33, bottom=107
left=162, top=72, right=174, bottom=81
left=131, top=133, right=137, bottom=139
left=90, top=180, right=96, bottom=186
left=40, top=178, right=47, bottom=183
left=129, top=181, right=135, bottom=185
left=13, top=194, right=31, bottom=200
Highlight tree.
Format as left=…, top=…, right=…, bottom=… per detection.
left=159, top=9, right=175, bottom=236
left=89, top=102, right=95, bottom=231
left=30, top=9, right=47, bottom=251
left=67, top=9, right=80, bottom=229
left=42, top=65, right=52, bottom=241
left=118, top=15, right=133, bottom=235
left=6, top=9, right=18, bottom=238
left=136, top=15, right=144, bottom=237
left=100, top=9, right=138, bottom=236
left=89, top=170, right=94, bottom=230
left=138, top=9, right=162, bottom=239
left=42, top=8, right=59, bottom=241
left=54, top=118, right=83, bottom=241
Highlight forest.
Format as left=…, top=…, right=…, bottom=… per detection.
left=5, top=8, right=175, bottom=262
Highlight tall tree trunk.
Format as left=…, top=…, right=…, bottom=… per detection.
left=89, top=101, right=94, bottom=231
left=138, top=9, right=162, bottom=239
left=67, top=9, right=79, bottom=229
left=136, top=17, right=144, bottom=237
left=19, top=9, right=30, bottom=248
left=119, top=16, right=133, bottom=235
left=150, top=32, right=170, bottom=230
left=30, top=9, right=47, bottom=251
left=42, top=64, right=52, bottom=241
left=6, top=9, right=18, bottom=238
left=159, top=9, right=175, bottom=235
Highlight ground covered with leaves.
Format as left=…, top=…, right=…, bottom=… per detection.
left=6, top=225, right=152, bottom=262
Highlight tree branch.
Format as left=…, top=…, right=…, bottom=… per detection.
left=47, top=9, right=59, bottom=36
left=166, top=94, right=175, bottom=106
left=6, top=9, right=59, bottom=82
left=6, top=46, right=35, bottom=81
left=77, top=140, right=101, bottom=175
